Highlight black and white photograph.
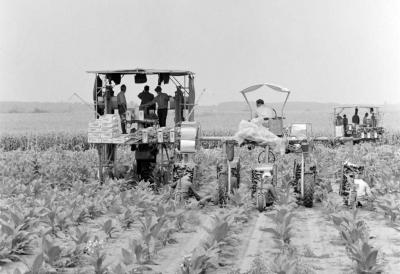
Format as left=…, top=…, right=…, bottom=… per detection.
left=1, top=1, right=400, bottom=273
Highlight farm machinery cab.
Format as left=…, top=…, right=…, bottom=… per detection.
left=333, top=106, right=384, bottom=144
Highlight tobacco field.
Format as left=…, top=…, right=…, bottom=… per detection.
left=1, top=133, right=400, bottom=274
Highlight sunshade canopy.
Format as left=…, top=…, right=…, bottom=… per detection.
left=334, top=105, right=381, bottom=110
left=239, top=83, right=291, bottom=118
left=240, top=83, right=290, bottom=94
left=87, top=68, right=194, bottom=76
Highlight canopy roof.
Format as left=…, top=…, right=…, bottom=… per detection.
left=239, top=83, right=290, bottom=94
left=86, top=68, right=194, bottom=76
left=240, top=83, right=291, bottom=118
left=334, top=105, right=381, bottom=110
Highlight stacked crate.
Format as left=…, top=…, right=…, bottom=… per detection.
left=88, top=120, right=102, bottom=143
left=87, top=114, right=121, bottom=144
left=99, top=114, right=121, bottom=143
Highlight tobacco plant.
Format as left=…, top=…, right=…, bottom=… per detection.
left=377, top=195, right=400, bottom=223
left=18, top=253, right=45, bottom=274
left=347, top=241, right=383, bottom=274
left=0, top=213, right=37, bottom=260
left=119, top=207, right=138, bottom=230
left=262, top=208, right=295, bottom=247
left=103, top=219, right=118, bottom=239
left=180, top=244, right=219, bottom=274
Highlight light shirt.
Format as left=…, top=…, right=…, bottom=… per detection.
left=152, top=92, right=170, bottom=109
left=354, top=179, right=371, bottom=198
left=255, top=105, right=275, bottom=119
left=117, top=91, right=127, bottom=106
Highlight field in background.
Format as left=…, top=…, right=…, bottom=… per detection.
left=1, top=108, right=400, bottom=135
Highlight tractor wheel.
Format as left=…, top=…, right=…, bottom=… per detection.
left=192, top=164, right=199, bottom=189
left=256, top=192, right=266, bottom=212
left=273, top=164, right=278, bottom=186
left=303, top=173, right=315, bottom=208
left=175, top=192, right=184, bottom=207
left=258, top=149, right=276, bottom=164
left=218, top=173, right=228, bottom=207
left=235, top=159, right=241, bottom=188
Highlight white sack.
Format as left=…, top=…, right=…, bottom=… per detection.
left=234, top=120, right=282, bottom=148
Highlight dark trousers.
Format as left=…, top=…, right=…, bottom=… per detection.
left=157, top=108, right=168, bottom=127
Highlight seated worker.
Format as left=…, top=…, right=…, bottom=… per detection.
left=251, top=171, right=277, bottom=204
left=351, top=174, right=373, bottom=207
left=170, top=174, right=201, bottom=201
left=263, top=174, right=278, bottom=207
left=138, top=86, right=155, bottom=117
left=250, top=99, right=276, bottom=125
left=254, top=99, right=276, bottom=119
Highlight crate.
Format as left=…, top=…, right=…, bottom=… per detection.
left=88, top=138, right=102, bottom=143
left=88, top=127, right=102, bottom=133
left=335, top=126, right=344, bottom=137
left=88, top=132, right=102, bottom=143
left=101, top=132, right=120, bottom=139
left=88, top=120, right=101, bottom=128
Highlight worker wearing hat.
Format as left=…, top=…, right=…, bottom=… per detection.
left=143, top=86, right=171, bottom=127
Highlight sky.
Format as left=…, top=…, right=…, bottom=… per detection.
left=1, top=0, right=400, bottom=106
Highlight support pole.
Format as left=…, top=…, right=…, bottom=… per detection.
left=301, top=152, right=304, bottom=198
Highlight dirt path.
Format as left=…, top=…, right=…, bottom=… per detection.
left=230, top=203, right=400, bottom=274
left=151, top=211, right=213, bottom=274
left=236, top=211, right=278, bottom=273
left=290, top=205, right=352, bottom=273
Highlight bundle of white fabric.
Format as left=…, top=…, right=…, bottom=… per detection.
left=234, top=120, right=283, bottom=149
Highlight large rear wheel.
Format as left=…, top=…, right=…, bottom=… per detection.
left=256, top=192, right=266, bottom=212
left=218, top=173, right=228, bottom=207
left=303, top=173, right=315, bottom=208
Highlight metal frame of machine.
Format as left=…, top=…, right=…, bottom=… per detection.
left=287, top=123, right=317, bottom=208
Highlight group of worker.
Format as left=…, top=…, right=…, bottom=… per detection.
left=116, top=84, right=184, bottom=134
left=335, top=107, right=377, bottom=137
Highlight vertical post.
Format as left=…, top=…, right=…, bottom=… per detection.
left=188, top=75, right=195, bottom=121
left=301, top=152, right=304, bottom=198
left=98, top=144, right=104, bottom=184
left=95, top=74, right=98, bottom=119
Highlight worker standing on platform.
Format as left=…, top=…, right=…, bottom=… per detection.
left=117, top=85, right=127, bottom=134
left=143, top=86, right=171, bottom=127
left=138, top=85, right=155, bottom=117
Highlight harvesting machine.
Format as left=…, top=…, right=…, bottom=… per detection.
left=333, top=106, right=384, bottom=145
left=87, top=68, right=198, bottom=185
